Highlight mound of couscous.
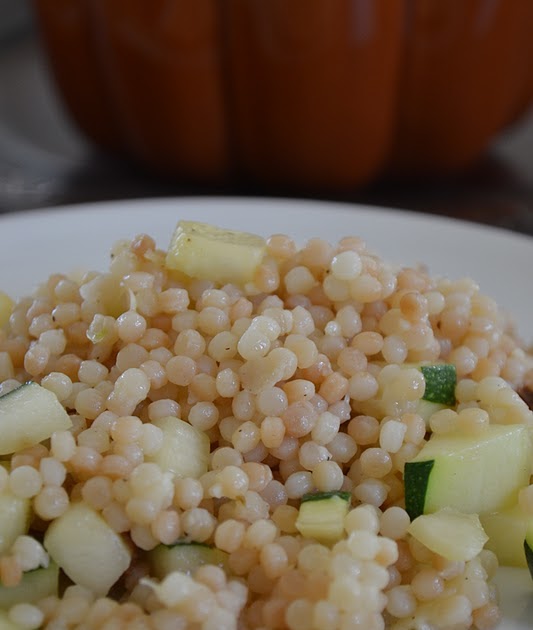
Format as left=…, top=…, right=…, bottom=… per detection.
left=0, top=222, right=531, bottom=630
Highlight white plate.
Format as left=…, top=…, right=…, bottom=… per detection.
left=1, top=197, right=532, bottom=628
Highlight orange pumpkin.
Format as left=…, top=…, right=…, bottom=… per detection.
left=34, top=0, right=533, bottom=190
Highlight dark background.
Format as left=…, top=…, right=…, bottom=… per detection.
left=1, top=11, right=532, bottom=235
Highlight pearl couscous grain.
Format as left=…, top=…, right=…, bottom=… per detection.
left=0, top=226, right=532, bottom=630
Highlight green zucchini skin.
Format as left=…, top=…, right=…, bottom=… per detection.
left=301, top=491, right=351, bottom=504
left=420, top=365, right=456, bottom=406
left=404, top=460, right=435, bottom=520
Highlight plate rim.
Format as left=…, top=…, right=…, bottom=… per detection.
left=0, top=195, right=532, bottom=248
left=0, top=195, right=532, bottom=628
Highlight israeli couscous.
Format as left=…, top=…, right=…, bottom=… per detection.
left=0, top=220, right=532, bottom=630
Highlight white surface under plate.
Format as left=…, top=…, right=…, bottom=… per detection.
left=1, top=197, right=532, bottom=628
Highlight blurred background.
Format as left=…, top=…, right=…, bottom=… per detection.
left=0, top=0, right=533, bottom=235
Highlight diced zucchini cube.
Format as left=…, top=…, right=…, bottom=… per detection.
left=44, top=502, right=131, bottom=596
left=147, top=417, right=210, bottom=480
left=0, top=562, right=59, bottom=608
left=0, top=492, right=31, bottom=554
left=295, top=492, right=350, bottom=544
left=408, top=508, right=488, bottom=562
left=165, top=221, right=266, bottom=286
left=481, top=505, right=533, bottom=568
left=405, top=424, right=532, bottom=520
left=0, top=382, right=72, bottom=455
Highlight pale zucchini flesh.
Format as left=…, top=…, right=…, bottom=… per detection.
left=44, top=502, right=131, bottom=597
left=404, top=424, right=532, bottom=519
left=146, top=416, right=209, bottom=480
left=0, top=382, right=72, bottom=455
left=0, top=562, right=58, bottom=609
left=0, top=492, right=31, bottom=555
left=416, top=399, right=447, bottom=426
left=481, top=505, right=532, bottom=568
left=165, top=221, right=266, bottom=286
left=408, top=509, right=488, bottom=562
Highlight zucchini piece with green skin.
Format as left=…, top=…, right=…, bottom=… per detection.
left=149, top=542, right=228, bottom=579
left=0, top=562, right=58, bottom=608
left=295, top=491, right=351, bottom=544
left=0, top=492, right=31, bottom=555
left=481, top=505, right=532, bottom=568
left=0, top=382, right=72, bottom=455
left=404, top=424, right=531, bottom=520
left=146, top=417, right=210, bottom=480
left=408, top=508, right=488, bottom=562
